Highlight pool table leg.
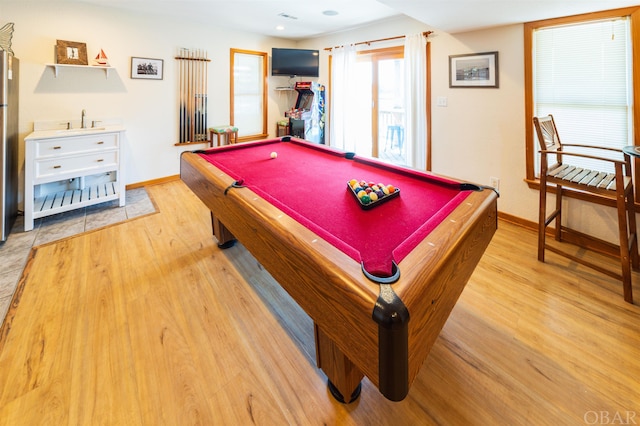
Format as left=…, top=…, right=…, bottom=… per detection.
left=211, top=213, right=236, bottom=248
left=314, top=324, right=364, bottom=403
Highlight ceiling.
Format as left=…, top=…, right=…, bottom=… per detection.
left=78, top=0, right=640, bottom=39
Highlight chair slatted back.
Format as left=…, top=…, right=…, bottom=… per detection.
left=535, top=115, right=561, bottom=151
left=534, top=115, right=563, bottom=167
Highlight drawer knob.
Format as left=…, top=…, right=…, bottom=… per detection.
left=97, top=159, right=104, bottom=162
left=53, top=146, right=61, bottom=149
left=53, top=165, right=61, bottom=169
left=97, top=141, right=104, bottom=144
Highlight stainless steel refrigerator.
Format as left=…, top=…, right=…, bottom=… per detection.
left=0, top=51, right=19, bottom=243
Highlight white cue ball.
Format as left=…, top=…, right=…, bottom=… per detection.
left=270, top=152, right=277, bottom=159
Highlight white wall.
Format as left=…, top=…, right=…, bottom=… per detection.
left=5, top=2, right=299, bottom=191
left=4, top=4, right=622, bottom=243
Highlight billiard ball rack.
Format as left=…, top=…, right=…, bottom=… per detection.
left=347, top=180, right=400, bottom=210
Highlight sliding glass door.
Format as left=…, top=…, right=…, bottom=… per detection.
left=377, top=55, right=405, bottom=164
left=351, top=47, right=406, bottom=164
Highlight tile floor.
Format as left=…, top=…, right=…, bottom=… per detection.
left=0, top=187, right=155, bottom=325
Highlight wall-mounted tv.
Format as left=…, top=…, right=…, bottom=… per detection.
left=271, top=48, right=319, bottom=77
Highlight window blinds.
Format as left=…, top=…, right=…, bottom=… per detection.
left=533, top=18, right=632, bottom=173
left=233, top=51, right=264, bottom=136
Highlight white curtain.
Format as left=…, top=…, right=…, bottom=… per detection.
left=329, top=44, right=358, bottom=152
left=403, top=33, right=427, bottom=170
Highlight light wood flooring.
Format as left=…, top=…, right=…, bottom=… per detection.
left=0, top=188, right=156, bottom=326
left=0, top=179, right=638, bottom=425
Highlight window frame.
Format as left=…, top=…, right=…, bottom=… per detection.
left=524, top=6, right=640, bottom=204
left=230, top=48, right=268, bottom=141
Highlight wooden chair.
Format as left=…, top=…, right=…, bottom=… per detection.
left=533, top=114, right=638, bottom=303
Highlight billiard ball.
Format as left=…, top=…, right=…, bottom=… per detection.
left=270, top=152, right=278, bottom=159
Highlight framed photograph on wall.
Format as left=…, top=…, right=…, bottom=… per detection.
left=56, top=40, right=88, bottom=65
left=131, top=57, right=164, bottom=80
left=449, top=51, right=499, bottom=88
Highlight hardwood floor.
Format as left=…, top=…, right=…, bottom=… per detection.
left=0, top=179, right=638, bottom=425
left=0, top=187, right=156, bottom=326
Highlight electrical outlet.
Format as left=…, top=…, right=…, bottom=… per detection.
left=490, top=177, right=500, bottom=190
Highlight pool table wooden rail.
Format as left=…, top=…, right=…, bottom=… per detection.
left=180, top=150, right=497, bottom=401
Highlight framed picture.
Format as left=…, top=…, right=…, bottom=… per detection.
left=449, top=51, right=499, bottom=88
left=56, top=40, right=88, bottom=65
left=131, top=57, right=164, bottom=80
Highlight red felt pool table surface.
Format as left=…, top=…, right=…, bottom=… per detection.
left=180, top=136, right=498, bottom=402
left=197, top=137, right=472, bottom=277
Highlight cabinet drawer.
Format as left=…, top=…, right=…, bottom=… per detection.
left=35, top=133, right=119, bottom=158
left=35, top=151, right=119, bottom=180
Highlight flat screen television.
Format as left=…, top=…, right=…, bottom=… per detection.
left=272, top=48, right=319, bottom=77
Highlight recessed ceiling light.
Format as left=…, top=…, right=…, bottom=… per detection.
left=322, top=10, right=339, bottom=16
left=276, top=25, right=285, bottom=31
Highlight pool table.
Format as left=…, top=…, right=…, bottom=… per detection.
left=180, top=136, right=498, bottom=402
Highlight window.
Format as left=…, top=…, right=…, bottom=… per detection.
left=524, top=7, right=640, bottom=197
left=534, top=18, right=631, bottom=174
left=230, top=49, right=268, bottom=140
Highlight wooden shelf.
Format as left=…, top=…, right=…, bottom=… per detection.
left=45, top=63, right=114, bottom=79
left=33, top=183, right=120, bottom=220
left=174, top=141, right=210, bottom=147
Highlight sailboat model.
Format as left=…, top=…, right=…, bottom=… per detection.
left=94, top=49, right=109, bottom=66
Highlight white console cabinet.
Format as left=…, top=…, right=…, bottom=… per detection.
left=24, top=127, right=126, bottom=231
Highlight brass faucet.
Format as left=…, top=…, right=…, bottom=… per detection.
left=81, top=109, right=87, bottom=129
